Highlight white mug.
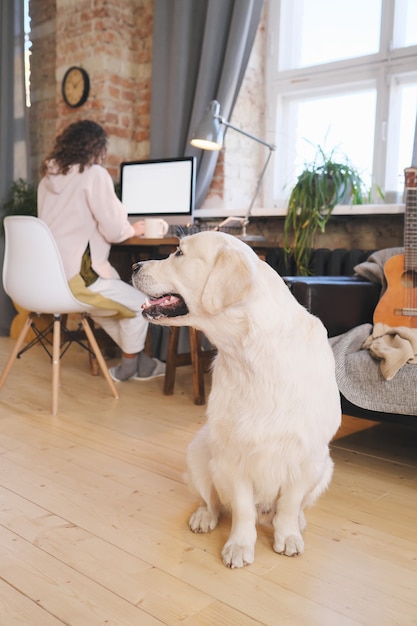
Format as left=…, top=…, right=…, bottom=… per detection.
left=144, top=218, right=169, bottom=238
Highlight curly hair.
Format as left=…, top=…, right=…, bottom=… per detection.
left=40, top=119, right=108, bottom=177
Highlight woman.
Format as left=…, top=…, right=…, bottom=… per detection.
left=37, top=119, right=165, bottom=382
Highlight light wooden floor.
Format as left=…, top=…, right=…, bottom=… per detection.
left=0, top=336, right=416, bottom=626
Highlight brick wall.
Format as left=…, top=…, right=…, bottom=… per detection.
left=29, top=0, right=57, bottom=181
left=28, top=0, right=265, bottom=209
left=29, top=0, right=153, bottom=181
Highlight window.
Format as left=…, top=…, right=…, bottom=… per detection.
left=266, top=0, right=417, bottom=208
left=24, top=0, right=31, bottom=107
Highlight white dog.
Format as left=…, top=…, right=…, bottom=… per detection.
left=132, top=231, right=341, bottom=568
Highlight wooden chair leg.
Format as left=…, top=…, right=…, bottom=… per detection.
left=0, top=313, right=33, bottom=392
left=189, top=327, right=205, bottom=405
left=164, top=326, right=180, bottom=396
left=88, top=351, right=100, bottom=376
left=0, top=312, right=118, bottom=415
left=81, top=317, right=119, bottom=400
left=51, top=315, right=61, bottom=416
left=84, top=317, right=100, bottom=376
left=144, top=325, right=153, bottom=357
left=162, top=326, right=215, bottom=405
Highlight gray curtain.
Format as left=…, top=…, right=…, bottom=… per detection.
left=150, top=0, right=264, bottom=209
left=0, top=0, right=30, bottom=334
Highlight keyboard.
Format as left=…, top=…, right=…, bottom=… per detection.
left=169, top=223, right=244, bottom=237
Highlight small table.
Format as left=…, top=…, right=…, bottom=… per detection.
left=121, top=236, right=180, bottom=247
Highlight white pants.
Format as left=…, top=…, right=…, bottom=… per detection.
left=87, top=277, right=148, bottom=354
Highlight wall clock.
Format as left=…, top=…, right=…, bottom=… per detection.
left=62, top=66, right=90, bottom=108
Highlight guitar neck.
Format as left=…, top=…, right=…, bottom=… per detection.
left=404, top=168, right=417, bottom=271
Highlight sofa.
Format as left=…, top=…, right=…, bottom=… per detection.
left=265, top=247, right=417, bottom=426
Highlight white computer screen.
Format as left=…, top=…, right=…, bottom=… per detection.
left=120, top=157, right=196, bottom=223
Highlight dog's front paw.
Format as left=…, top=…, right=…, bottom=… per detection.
left=189, top=505, right=218, bottom=533
left=221, top=542, right=255, bottom=568
left=273, top=533, right=304, bottom=557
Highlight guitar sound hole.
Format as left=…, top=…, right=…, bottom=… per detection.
left=401, top=270, right=417, bottom=288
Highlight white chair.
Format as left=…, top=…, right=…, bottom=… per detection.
left=0, top=215, right=119, bottom=415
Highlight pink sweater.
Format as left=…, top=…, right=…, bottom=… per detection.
left=38, top=163, right=134, bottom=280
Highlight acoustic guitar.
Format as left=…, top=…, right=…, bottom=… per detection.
left=373, top=167, right=417, bottom=328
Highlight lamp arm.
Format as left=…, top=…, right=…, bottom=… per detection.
left=246, top=147, right=274, bottom=215
left=211, top=110, right=276, bottom=239
left=216, top=115, right=276, bottom=151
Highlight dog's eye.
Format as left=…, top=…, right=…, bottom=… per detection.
left=175, top=247, right=183, bottom=257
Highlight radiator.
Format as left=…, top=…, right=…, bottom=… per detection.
left=265, top=248, right=375, bottom=277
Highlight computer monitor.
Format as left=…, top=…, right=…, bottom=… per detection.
left=120, top=156, right=196, bottom=226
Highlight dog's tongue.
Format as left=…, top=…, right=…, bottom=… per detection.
left=142, top=295, right=180, bottom=310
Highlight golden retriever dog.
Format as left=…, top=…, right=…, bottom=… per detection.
left=132, top=231, right=341, bottom=568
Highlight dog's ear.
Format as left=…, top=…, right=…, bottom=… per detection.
left=201, top=246, right=255, bottom=314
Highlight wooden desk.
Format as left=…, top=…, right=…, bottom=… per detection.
left=118, top=234, right=278, bottom=250
left=121, top=236, right=180, bottom=247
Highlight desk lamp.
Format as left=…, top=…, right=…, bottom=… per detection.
left=190, top=99, right=276, bottom=239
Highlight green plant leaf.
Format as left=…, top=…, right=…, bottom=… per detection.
left=0, top=179, right=38, bottom=234
left=283, top=143, right=383, bottom=275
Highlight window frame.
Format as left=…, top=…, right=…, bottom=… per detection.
left=265, top=0, right=417, bottom=209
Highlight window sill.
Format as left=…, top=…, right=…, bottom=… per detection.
left=195, top=204, right=405, bottom=219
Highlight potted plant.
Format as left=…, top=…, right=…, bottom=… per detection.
left=283, top=145, right=382, bottom=275
left=0, top=178, right=38, bottom=233
left=0, top=179, right=40, bottom=339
